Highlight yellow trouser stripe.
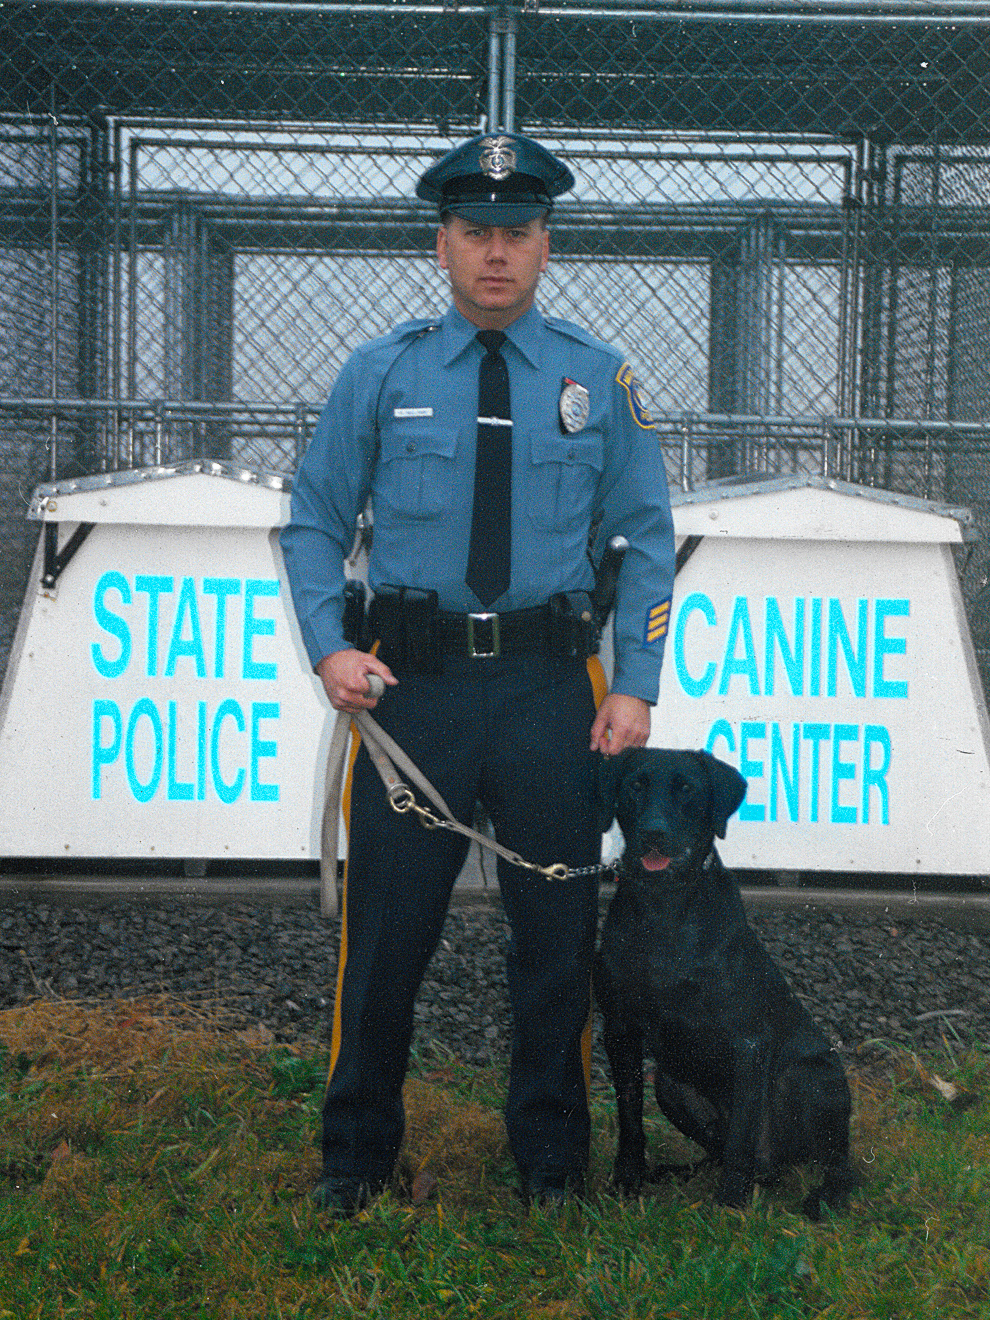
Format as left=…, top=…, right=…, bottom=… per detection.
left=327, top=639, right=381, bottom=1087
left=583, top=653, right=608, bottom=1103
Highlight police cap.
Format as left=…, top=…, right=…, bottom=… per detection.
left=417, top=133, right=575, bottom=226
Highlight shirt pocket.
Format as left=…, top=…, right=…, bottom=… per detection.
left=527, top=430, right=604, bottom=531
left=375, top=424, right=459, bottom=520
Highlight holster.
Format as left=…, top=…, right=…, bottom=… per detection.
left=342, top=579, right=369, bottom=649
left=548, top=591, right=599, bottom=660
left=367, top=584, right=442, bottom=675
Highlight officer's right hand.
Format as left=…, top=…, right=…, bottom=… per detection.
left=316, top=649, right=398, bottom=713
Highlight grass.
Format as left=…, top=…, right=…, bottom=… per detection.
left=1, top=997, right=988, bottom=1319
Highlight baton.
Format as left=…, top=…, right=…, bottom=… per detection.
left=591, top=534, right=629, bottom=628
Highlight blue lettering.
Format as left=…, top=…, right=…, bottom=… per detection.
left=738, top=721, right=766, bottom=822
left=243, top=579, right=278, bottom=681
left=719, top=597, right=759, bottom=696
left=164, top=576, right=206, bottom=678
left=203, top=577, right=241, bottom=679
left=810, top=598, right=822, bottom=697
left=134, top=575, right=174, bottom=678
left=705, top=718, right=736, bottom=757
left=863, top=725, right=892, bottom=824
left=125, top=697, right=163, bottom=803
left=874, top=599, right=909, bottom=699
left=765, top=597, right=804, bottom=698
left=92, top=700, right=122, bottom=798
left=674, top=592, right=717, bottom=697
left=827, top=598, right=868, bottom=698
left=250, top=701, right=279, bottom=802
left=197, top=700, right=207, bottom=801
left=91, top=573, right=132, bottom=679
left=831, top=723, right=859, bottom=824
left=211, top=699, right=245, bottom=804
left=769, top=721, right=800, bottom=823
left=708, top=719, right=894, bottom=828
left=167, top=700, right=194, bottom=801
left=802, top=722, right=830, bottom=823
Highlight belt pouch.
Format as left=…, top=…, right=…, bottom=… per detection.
left=367, top=585, right=440, bottom=673
left=367, top=585, right=405, bottom=656
left=549, top=592, right=599, bottom=659
left=398, top=587, right=442, bottom=675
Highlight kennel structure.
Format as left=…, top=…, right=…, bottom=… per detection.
left=3, top=0, right=990, bottom=871
left=659, top=477, right=990, bottom=875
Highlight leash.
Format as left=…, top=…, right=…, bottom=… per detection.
left=320, top=673, right=607, bottom=917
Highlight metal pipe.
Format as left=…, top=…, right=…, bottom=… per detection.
left=127, top=139, right=139, bottom=406
left=48, top=109, right=59, bottom=482
left=487, top=13, right=501, bottom=130
left=502, top=8, right=517, bottom=135
left=12, top=0, right=990, bottom=20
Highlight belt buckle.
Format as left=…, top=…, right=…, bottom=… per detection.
left=466, top=612, right=500, bottom=658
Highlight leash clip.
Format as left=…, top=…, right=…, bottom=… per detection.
left=388, top=784, right=417, bottom=813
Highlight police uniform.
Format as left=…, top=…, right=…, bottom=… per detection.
left=280, top=134, right=676, bottom=1212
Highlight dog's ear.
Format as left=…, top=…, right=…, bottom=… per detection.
left=595, top=749, right=632, bottom=835
left=695, top=750, right=747, bottom=838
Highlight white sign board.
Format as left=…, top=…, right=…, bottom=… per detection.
left=0, top=464, right=331, bottom=860
left=1, top=466, right=988, bottom=876
left=652, top=477, right=990, bottom=875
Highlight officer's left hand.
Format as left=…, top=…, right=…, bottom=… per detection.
left=590, top=693, right=650, bottom=756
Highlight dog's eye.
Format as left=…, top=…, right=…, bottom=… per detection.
left=625, top=773, right=648, bottom=805
left=672, top=774, right=704, bottom=818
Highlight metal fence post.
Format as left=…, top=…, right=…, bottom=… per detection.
left=487, top=11, right=502, bottom=131
left=48, top=108, right=59, bottom=481
left=502, top=7, right=517, bottom=134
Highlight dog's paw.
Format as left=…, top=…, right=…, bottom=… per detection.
left=610, top=1158, right=647, bottom=1198
left=715, top=1175, right=754, bottom=1209
left=802, top=1171, right=858, bottom=1221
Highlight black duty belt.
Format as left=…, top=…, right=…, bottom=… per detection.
left=365, top=586, right=598, bottom=667
left=436, top=605, right=552, bottom=658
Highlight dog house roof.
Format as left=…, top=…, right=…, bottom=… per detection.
left=670, top=474, right=976, bottom=544
left=29, top=461, right=291, bottom=528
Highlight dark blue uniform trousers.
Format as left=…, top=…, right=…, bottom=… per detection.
left=322, top=651, right=602, bottom=1187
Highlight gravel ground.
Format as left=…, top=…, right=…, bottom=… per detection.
left=2, top=887, right=989, bottom=1081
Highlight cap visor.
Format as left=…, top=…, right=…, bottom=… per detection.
left=446, top=200, right=548, bottom=225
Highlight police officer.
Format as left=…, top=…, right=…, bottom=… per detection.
left=280, top=133, right=675, bottom=1216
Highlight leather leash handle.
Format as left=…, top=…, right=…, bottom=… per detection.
left=319, top=673, right=388, bottom=919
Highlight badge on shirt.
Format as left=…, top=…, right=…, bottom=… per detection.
left=616, top=362, right=656, bottom=430
left=643, top=597, right=671, bottom=647
left=559, top=378, right=590, bottom=433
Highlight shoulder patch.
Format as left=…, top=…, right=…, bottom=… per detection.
left=616, top=362, right=655, bottom=430
left=643, top=596, right=671, bottom=648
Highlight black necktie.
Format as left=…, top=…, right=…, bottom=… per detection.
left=465, top=329, right=511, bottom=607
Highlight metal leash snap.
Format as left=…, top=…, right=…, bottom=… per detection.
left=388, top=784, right=416, bottom=813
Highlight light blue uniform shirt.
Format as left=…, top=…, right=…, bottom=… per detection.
left=281, top=302, right=675, bottom=702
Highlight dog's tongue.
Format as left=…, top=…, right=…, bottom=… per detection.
left=640, top=849, right=671, bottom=872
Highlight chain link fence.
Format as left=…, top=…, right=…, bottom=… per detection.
left=3, top=0, right=990, bottom=684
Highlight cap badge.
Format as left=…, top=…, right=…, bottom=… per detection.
left=559, top=378, right=590, bottom=433
left=479, top=136, right=517, bottom=181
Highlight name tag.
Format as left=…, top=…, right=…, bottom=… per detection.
left=393, top=407, right=433, bottom=419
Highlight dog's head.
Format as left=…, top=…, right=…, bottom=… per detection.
left=598, top=748, right=747, bottom=878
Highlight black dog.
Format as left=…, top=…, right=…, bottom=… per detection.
left=594, top=748, right=857, bottom=1219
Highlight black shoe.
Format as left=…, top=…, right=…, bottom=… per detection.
left=520, top=1168, right=586, bottom=1209
left=312, top=1176, right=383, bottom=1219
